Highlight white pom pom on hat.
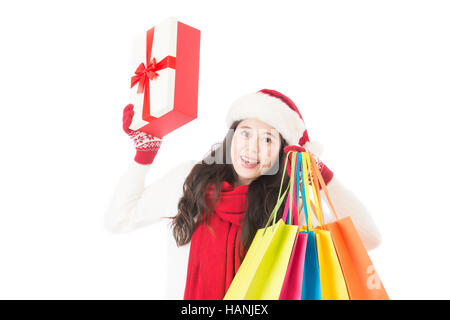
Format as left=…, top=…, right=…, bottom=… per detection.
left=226, top=89, right=323, bottom=155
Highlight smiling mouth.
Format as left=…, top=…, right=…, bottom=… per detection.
left=240, top=155, right=260, bottom=165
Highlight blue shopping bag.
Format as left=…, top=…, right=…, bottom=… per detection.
left=298, top=152, right=322, bottom=300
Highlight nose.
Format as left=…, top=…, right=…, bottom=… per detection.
left=246, top=133, right=259, bottom=156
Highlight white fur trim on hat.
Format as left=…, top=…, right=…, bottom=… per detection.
left=225, top=91, right=306, bottom=145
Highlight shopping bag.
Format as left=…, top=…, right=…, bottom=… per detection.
left=301, top=230, right=322, bottom=300
left=325, top=217, right=389, bottom=299
left=278, top=150, right=322, bottom=300
left=223, top=219, right=298, bottom=299
left=224, top=155, right=298, bottom=300
left=314, top=229, right=350, bottom=299
left=286, top=151, right=322, bottom=300
left=300, top=152, right=349, bottom=300
left=279, top=232, right=308, bottom=299
left=279, top=154, right=308, bottom=300
left=308, top=156, right=390, bottom=300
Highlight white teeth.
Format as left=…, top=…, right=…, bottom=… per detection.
left=240, top=156, right=259, bottom=164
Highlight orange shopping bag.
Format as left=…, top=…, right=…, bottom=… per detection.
left=309, top=155, right=389, bottom=300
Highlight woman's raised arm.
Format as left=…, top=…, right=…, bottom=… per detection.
left=104, top=159, right=196, bottom=233
left=105, top=103, right=196, bottom=232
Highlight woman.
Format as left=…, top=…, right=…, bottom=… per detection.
left=105, top=89, right=381, bottom=300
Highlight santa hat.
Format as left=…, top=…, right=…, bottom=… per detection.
left=226, top=89, right=323, bottom=155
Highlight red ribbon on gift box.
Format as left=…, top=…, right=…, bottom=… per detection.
left=130, top=28, right=176, bottom=121
left=131, top=56, right=176, bottom=93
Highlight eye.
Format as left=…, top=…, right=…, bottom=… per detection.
left=240, top=130, right=250, bottom=137
left=263, top=137, right=272, bottom=143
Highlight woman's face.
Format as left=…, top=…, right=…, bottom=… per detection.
left=231, top=118, right=282, bottom=186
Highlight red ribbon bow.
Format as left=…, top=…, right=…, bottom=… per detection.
left=131, top=58, right=160, bottom=94
left=130, top=56, right=176, bottom=95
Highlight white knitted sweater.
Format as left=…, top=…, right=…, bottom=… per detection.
left=104, top=160, right=382, bottom=299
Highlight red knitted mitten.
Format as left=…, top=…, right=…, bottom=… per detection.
left=122, top=104, right=163, bottom=165
left=283, top=145, right=334, bottom=186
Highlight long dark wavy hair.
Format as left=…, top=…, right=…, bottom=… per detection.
left=170, top=120, right=290, bottom=259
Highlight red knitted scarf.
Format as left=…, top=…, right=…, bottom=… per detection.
left=183, top=181, right=249, bottom=300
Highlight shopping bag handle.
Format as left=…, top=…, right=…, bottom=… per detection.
left=263, top=150, right=295, bottom=234
left=296, top=151, right=335, bottom=227
left=298, top=152, right=330, bottom=230
left=275, top=150, right=295, bottom=207
left=287, top=149, right=298, bottom=225
left=306, top=152, right=326, bottom=228
left=282, top=151, right=300, bottom=226
left=308, top=152, right=340, bottom=221
left=299, top=152, right=314, bottom=231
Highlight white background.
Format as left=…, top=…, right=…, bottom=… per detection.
left=0, top=0, right=449, bottom=299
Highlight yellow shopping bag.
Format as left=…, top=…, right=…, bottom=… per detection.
left=224, top=152, right=299, bottom=300
left=300, top=152, right=349, bottom=300
left=224, top=219, right=298, bottom=299
left=315, top=229, right=349, bottom=300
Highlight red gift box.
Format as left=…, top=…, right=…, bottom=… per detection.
left=129, top=17, right=201, bottom=138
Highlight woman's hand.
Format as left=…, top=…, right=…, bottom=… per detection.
left=283, top=145, right=334, bottom=185
left=123, top=104, right=163, bottom=165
